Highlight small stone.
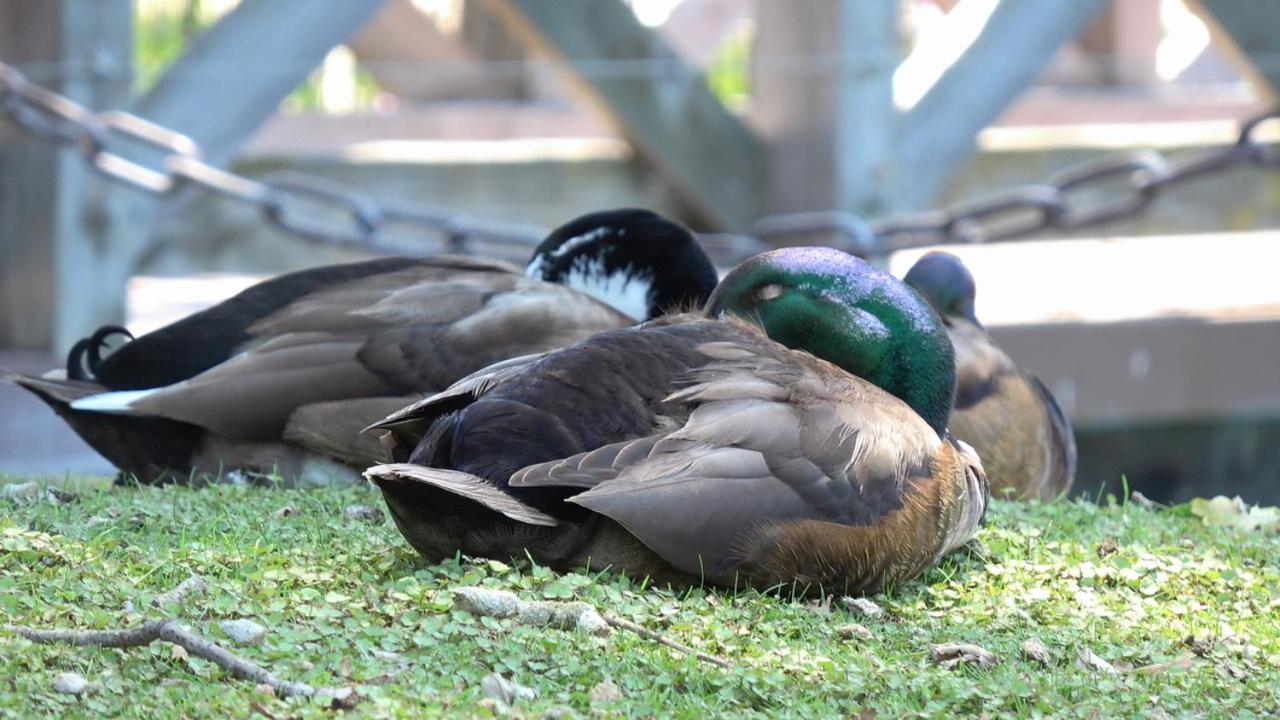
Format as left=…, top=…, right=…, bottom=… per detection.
left=51, top=672, right=93, bottom=696
left=481, top=672, right=535, bottom=708
left=344, top=504, right=385, bottom=524
left=219, top=619, right=267, bottom=645
left=1, top=482, right=40, bottom=505
left=802, top=597, right=833, bottom=615
left=1129, top=491, right=1158, bottom=510
left=838, top=624, right=873, bottom=641
left=543, top=705, right=579, bottom=719
left=152, top=574, right=208, bottom=608
left=170, top=644, right=189, bottom=662
left=45, top=487, right=77, bottom=504
left=589, top=678, right=623, bottom=703
left=272, top=504, right=299, bottom=519
left=841, top=597, right=884, bottom=619
left=329, top=687, right=360, bottom=710
left=1077, top=647, right=1119, bottom=674
left=1184, top=634, right=1215, bottom=657
left=1096, top=538, right=1119, bottom=558
left=931, top=642, right=1001, bottom=669
left=1021, top=637, right=1053, bottom=666
left=573, top=607, right=611, bottom=636
left=372, top=650, right=403, bottom=662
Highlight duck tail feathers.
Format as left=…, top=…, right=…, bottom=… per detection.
left=364, top=463, right=559, bottom=527
left=70, top=388, right=159, bottom=414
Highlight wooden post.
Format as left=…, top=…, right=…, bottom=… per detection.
left=0, top=0, right=133, bottom=351
left=2, top=0, right=387, bottom=352
left=751, top=0, right=898, bottom=217
left=480, top=0, right=763, bottom=230
left=132, top=0, right=387, bottom=166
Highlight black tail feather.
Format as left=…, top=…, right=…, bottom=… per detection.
left=65, top=325, right=135, bottom=381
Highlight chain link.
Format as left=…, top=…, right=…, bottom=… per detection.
left=2, top=59, right=1278, bottom=263
left=0, top=61, right=547, bottom=257
left=870, top=107, right=1280, bottom=252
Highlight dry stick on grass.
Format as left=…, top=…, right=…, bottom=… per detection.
left=452, top=587, right=733, bottom=669
left=2, top=575, right=343, bottom=699
left=4, top=620, right=320, bottom=697
left=600, top=614, right=733, bottom=669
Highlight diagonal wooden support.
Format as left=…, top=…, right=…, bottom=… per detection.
left=895, top=0, right=1110, bottom=212
left=480, top=0, right=763, bottom=230
left=134, top=0, right=387, bottom=166
left=1186, top=0, right=1280, bottom=103
left=2, top=0, right=387, bottom=353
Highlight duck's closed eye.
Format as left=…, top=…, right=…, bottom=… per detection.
left=756, top=284, right=785, bottom=302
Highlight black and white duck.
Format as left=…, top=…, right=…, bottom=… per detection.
left=8, top=209, right=717, bottom=486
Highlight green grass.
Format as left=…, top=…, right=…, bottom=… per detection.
left=2, top=475, right=1278, bottom=718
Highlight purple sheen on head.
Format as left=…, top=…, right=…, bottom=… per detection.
left=728, top=247, right=942, bottom=335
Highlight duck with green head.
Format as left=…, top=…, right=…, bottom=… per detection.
left=366, top=247, right=989, bottom=595
left=904, top=251, right=1076, bottom=501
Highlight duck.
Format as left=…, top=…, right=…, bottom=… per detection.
left=8, top=208, right=718, bottom=486
left=364, top=247, right=989, bottom=595
left=903, top=251, right=1076, bottom=500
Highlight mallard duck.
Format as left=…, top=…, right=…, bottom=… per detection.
left=365, top=247, right=988, bottom=594
left=9, top=209, right=718, bottom=486
left=903, top=251, right=1076, bottom=500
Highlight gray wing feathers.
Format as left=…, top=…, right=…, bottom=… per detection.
left=511, top=341, right=940, bottom=578
left=364, top=463, right=559, bottom=527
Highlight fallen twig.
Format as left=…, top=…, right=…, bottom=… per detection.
left=152, top=574, right=207, bottom=608
left=601, top=614, right=733, bottom=669
left=452, top=586, right=733, bottom=669
left=453, top=586, right=610, bottom=635
left=4, top=619, right=332, bottom=697
left=931, top=642, right=1001, bottom=669
left=3, top=576, right=347, bottom=699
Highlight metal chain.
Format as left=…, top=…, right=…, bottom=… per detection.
left=861, top=107, right=1280, bottom=253
left=0, top=61, right=547, bottom=258
left=3, top=59, right=1278, bottom=263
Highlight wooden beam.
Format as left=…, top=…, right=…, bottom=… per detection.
left=479, top=0, right=763, bottom=230
left=0, top=0, right=133, bottom=351
left=751, top=0, right=898, bottom=218
left=133, top=0, right=387, bottom=166
left=1186, top=0, right=1280, bottom=102
left=2, top=0, right=388, bottom=352
left=896, top=0, right=1109, bottom=211
left=347, top=0, right=530, bottom=101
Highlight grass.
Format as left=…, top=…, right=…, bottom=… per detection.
left=2, top=475, right=1278, bottom=719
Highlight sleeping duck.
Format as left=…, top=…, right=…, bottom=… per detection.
left=365, top=247, right=989, bottom=595
left=9, top=209, right=718, bottom=486
left=903, top=251, right=1076, bottom=500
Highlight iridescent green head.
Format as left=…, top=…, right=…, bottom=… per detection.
left=706, top=247, right=956, bottom=436
left=903, top=251, right=979, bottom=326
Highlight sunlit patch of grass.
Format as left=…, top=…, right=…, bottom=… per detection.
left=2, top=475, right=1278, bottom=717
